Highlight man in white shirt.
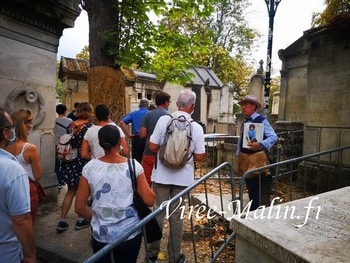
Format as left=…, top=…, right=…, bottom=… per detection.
left=147, top=90, right=206, bottom=263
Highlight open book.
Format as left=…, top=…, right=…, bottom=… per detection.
left=242, top=122, right=264, bottom=149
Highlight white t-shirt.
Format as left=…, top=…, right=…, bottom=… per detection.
left=83, top=159, right=143, bottom=243
left=150, top=111, right=205, bottom=186
left=84, top=123, right=125, bottom=159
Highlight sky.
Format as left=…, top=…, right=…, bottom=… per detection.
left=57, top=0, right=326, bottom=75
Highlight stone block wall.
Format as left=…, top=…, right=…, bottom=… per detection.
left=0, top=0, right=81, bottom=199
left=279, top=27, right=350, bottom=156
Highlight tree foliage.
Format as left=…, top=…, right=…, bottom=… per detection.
left=312, top=0, right=350, bottom=27
left=56, top=60, right=63, bottom=102
left=150, top=0, right=215, bottom=83
left=269, top=76, right=280, bottom=107
left=81, top=0, right=160, bottom=68
left=150, top=0, right=258, bottom=96
left=81, top=0, right=258, bottom=96
left=76, top=45, right=90, bottom=60
left=210, top=0, right=257, bottom=56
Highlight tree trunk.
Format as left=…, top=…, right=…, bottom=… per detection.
left=82, top=0, right=126, bottom=118
left=82, top=0, right=116, bottom=68
left=88, top=66, right=125, bottom=122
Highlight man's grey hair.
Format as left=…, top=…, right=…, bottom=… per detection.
left=139, top=99, right=150, bottom=108
left=177, top=89, right=196, bottom=108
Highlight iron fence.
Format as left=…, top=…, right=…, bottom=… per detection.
left=83, top=131, right=349, bottom=263
left=239, top=145, right=350, bottom=211
left=84, top=162, right=237, bottom=263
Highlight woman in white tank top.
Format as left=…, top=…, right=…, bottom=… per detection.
left=5, top=109, right=42, bottom=224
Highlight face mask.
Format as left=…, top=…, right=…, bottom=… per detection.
left=6, top=128, right=16, bottom=145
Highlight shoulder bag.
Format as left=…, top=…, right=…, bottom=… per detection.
left=30, top=179, right=47, bottom=204
left=128, top=158, right=162, bottom=243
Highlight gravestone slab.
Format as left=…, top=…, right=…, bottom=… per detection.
left=231, top=187, right=350, bottom=263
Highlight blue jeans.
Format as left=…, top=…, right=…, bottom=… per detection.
left=91, top=233, right=142, bottom=263
left=55, top=156, right=65, bottom=185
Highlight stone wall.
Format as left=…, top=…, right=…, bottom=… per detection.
left=0, top=0, right=81, bottom=198
left=279, top=27, right=350, bottom=156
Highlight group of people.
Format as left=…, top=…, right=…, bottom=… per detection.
left=52, top=90, right=206, bottom=263
left=0, top=89, right=277, bottom=263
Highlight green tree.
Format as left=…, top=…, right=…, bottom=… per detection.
left=209, top=0, right=258, bottom=56
left=56, top=60, right=63, bottom=102
left=56, top=78, right=63, bottom=102
left=193, top=0, right=258, bottom=98
left=269, top=76, right=280, bottom=107
left=150, top=0, right=258, bottom=94
left=312, top=0, right=350, bottom=27
left=80, top=0, right=257, bottom=94
left=81, top=0, right=162, bottom=68
left=76, top=45, right=90, bottom=60
left=150, top=0, right=214, bottom=83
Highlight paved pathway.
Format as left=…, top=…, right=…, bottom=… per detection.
left=35, top=186, right=92, bottom=262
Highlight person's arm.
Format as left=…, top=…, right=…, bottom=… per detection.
left=75, top=176, right=92, bottom=221
left=115, top=125, right=129, bottom=156
left=148, top=141, right=159, bottom=153
left=81, top=139, right=91, bottom=159
left=119, top=120, right=132, bottom=139
left=260, top=119, right=278, bottom=150
left=28, top=144, right=42, bottom=181
left=194, top=152, right=206, bottom=162
left=192, top=124, right=206, bottom=162
left=120, top=137, right=129, bottom=156
left=139, top=126, right=147, bottom=139
left=137, top=173, right=155, bottom=206
left=11, top=213, right=37, bottom=263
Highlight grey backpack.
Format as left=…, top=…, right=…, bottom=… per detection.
left=158, top=115, right=193, bottom=169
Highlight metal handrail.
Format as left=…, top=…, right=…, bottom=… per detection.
left=84, top=142, right=350, bottom=262
left=84, top=162, right=235, bottom=263
left=239, top=145, right=350, bottom=211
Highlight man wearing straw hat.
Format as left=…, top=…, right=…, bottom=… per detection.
left=237, top=94, right=278, bottom=211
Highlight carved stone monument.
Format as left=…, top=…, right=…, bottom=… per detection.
left=231, top=187, right=350, bottom=262
left=0, top=1, right=81, bottom=198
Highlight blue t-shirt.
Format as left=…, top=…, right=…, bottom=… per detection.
left=0, top=149, right=30, bottom=262
left=122, top=107, right=148, bottom=135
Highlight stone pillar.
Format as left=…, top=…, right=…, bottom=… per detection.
left=271, top=91, right=280, bottom=114
left=247, top=60, right=265, bottom=108
left=0, top=0, right=81, bottom=200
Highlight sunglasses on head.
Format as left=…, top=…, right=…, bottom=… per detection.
left=19, top=109, right=32, bottom=115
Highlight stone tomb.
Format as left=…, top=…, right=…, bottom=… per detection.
left=231, top=187, right=350, bottom=262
